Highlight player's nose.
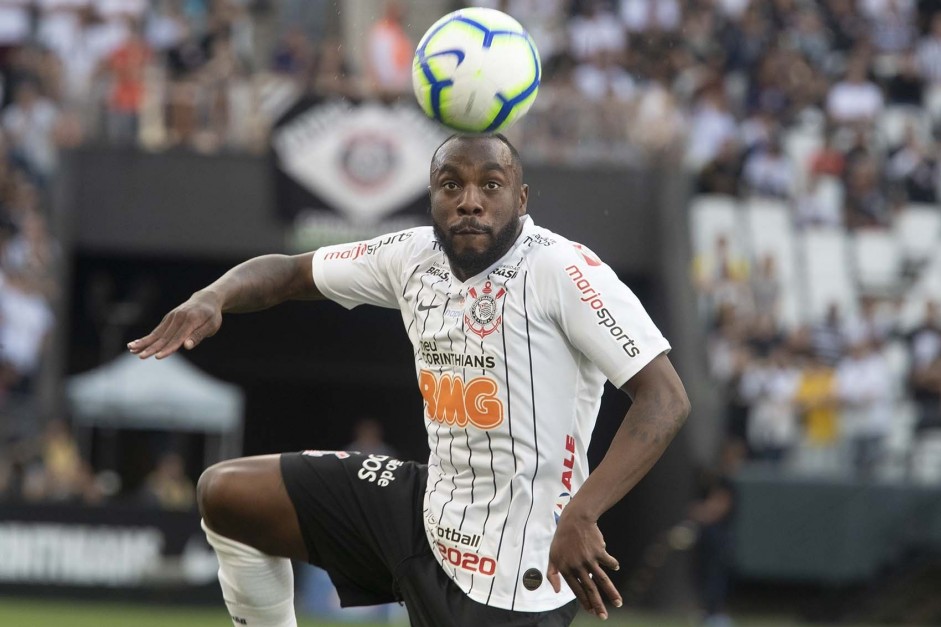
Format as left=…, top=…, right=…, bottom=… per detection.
left=456, top=185, right=484, bottom=215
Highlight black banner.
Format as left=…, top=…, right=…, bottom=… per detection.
left=271, top=97, right=449, bottom=250
left=0, top=504, right=218, bottom=602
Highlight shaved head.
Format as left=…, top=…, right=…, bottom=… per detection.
left=431, top=133, right=523, bottom=186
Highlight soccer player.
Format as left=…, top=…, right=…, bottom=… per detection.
left=128, top=134, right=690, bottom=626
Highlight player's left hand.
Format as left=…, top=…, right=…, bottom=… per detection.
left=547, top=505, right=622, bottom=620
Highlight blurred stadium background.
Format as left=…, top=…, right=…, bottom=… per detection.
left=2, top=0, right=941, bottom=625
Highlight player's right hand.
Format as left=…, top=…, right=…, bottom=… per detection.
left=127, top=291, right=223, bottom=359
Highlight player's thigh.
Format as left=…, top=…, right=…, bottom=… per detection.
left=280, top=451, right=427, bottom=566
left=280, top=450, right=428, bottom=606
left=197, top=454, right=307, bottom=561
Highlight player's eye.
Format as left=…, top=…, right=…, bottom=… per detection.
left=442, top=181, right=460, bottom=190
left=484, top=181, right=501, bottom=190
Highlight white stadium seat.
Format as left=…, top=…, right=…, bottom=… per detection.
left=926, top=84, right=941, bottom=123
left=689, top=194, right=743, bottom=258
left=812, top=175, right=845, bottom=224
left=878, top=105, right=929, bottom=149
left=783, top=127, right=823, bottom=191
left=851, top=229, right=903, bottom=295
left=894, top=204, right=941, bottom=265
left=798, top=228, right=858, bottom=323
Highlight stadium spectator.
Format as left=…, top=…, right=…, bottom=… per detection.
left=836, top=338, right=894, bottom=477
left=886, top=123, right=939, bottom=203
left=844, top=156, right=892, bottom=228
left=795, top=174, right=845, bottom=228
left=826, top=55, right=885, bottom=125
left=909, top=300, right=941, bottom=431
left=916, top=12, right=941, bottom=83
left=707, top=303, right=752, bottom=442
left=145, top=0, right=188, bottom=53
left=749, top=254, right=782, bottom=320
left=788, top=6, right=833, bottom=68
left=697, top=138, right=742, bottom=196
left=572, top=48, right=637, bottom=103
left=568, top=0, right=627, bottom=64
left=365, top=0, right=413, bottom=99
left=794, top=352, right=841, bottom=473
left=865, top=0, right=917, bottom=53
left=823, top=0, right=870, bottom=52
left=885, top=50, right=925, bottom=105
left=687, top=85, right=739, bottom=170
left=21, top=418, right=101, bottom=504
left=692, top=233, right=750, bottom=319
left=846, top=295, right=898, bottom=346
left=808, top=133, right=846, bottom=178
left=0, top=267, right=54, bottom=396
left=810, top=303, right=849, bottom=366
left=2, top=80, right=60, bottom=184
left=103, top=19, right=152, bottom=145
left=619, top=0, right=681, bottom=34
left=742, top=134, right=796, bottom=198
left=739, top=345, right=800, bottom=463
left=138, top=451, right=196, bottom=510
left=688, top=438, right=743, bottom=627
left=628, top=72, right=687, bottom=160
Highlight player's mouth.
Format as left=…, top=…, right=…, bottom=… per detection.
left=451, top=221, right=491, bottom=236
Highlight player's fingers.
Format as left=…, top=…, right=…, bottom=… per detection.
left=150, top=315, right=192, bottom=359
left=131, top=312, right=183, bottom=358
left=577, top=568, right=608, bottom=620
left=547, top=562, right=562, bottom=593
left=562, top=571, right=591, bottom=612
left=183, top=318, right=217, bottom=350
left=135, top=333, right=173, bottom=359
left=591, top=563, right=622, bottom=608
left=598, top=549, right=620, bottom=573
left=128, top=317, right=174, bottom=355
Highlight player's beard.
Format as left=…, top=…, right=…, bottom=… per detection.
left=433, top=215, right=522, bottom=279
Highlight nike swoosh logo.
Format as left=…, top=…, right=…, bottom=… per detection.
left=418, top=302, right=440, bottom=311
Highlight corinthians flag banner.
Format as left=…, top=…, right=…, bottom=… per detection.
left=272, top=97, right=448, bottom=250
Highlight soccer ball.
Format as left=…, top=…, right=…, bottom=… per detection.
left=412, top=7, right=541, bottom=134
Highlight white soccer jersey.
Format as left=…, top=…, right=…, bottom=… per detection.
left=312, top=216, right=671, bottom=612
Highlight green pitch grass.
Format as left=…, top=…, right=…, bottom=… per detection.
left=0, top=598, right=662, bottom=627
left=0, top=597, right=893, bottom=627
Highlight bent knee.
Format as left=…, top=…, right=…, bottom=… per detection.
left=197, top=455, right=305, bottom=559
left=197, top=460, right=244, bottom=533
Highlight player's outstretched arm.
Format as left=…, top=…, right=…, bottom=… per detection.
left=128, top=252, right=322, bottom=359
left=548, top=353, right=689, bottom=620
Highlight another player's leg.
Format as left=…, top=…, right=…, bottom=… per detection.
left=198, top=455, right=308, bottom=627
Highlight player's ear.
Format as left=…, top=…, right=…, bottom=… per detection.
left=518, top=183, right=528, bottom=215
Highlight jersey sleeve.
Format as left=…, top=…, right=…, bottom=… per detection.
left=534, top=242, right=671, bottom=389
left=311, top=230, right=417, bottom=310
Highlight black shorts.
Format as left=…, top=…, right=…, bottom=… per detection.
left=280, top=451, right=578, bottom=627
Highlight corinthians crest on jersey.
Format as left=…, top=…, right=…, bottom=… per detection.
left=464, top=281, right=506, bottom=338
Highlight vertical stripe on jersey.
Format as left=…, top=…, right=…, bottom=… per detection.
left=487, top=284, right=517, bottom=605
left=512, top=271, right=539, bottom=608
left=433, top=292, right=461, bottom=522
left=409, top=276, right=431, bottom=356
left=457, top=327, right=478, bottom=531
left=403, top=264, right=421, bottom=336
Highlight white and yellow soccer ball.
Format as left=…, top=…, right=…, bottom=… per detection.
left=412, top=7, right=541, bottom=133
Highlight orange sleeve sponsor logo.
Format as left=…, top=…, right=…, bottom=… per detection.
left=419, top=369, right=503, bottom=430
